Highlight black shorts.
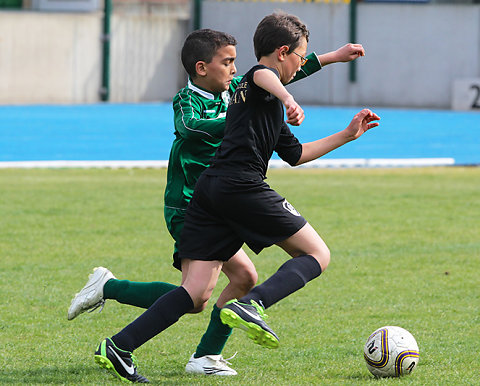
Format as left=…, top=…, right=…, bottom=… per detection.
left=178, top=173, right=307, bottom=263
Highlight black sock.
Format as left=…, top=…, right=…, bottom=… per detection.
left=239, top=255, right=321, bottom=309
left=111, top=286, right=194, bottom=352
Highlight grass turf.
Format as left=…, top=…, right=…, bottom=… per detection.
left=0, top=167, right=478, bottom=384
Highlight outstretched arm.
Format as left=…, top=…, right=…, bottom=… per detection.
left=253, top=68, right=304, bottom=126
left=317, top=43, right=365, bottom=66
left=289, top=43, right=365, bottom=83
left=296, top=109, right=380, bottom=166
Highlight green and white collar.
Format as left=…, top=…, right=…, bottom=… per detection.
left=188, top=79, right=216, bottom=100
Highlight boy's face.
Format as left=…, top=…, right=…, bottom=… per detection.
left=195, top=45, right=237, bottom=93
left=282, top=37, right=308, bottom=84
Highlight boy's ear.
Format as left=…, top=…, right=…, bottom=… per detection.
left=195, top=61, right=208, bottom=77
left=277, top=45, right=290, bottom=62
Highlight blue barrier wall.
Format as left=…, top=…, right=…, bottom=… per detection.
left=1, top=104, right=478, bottom=165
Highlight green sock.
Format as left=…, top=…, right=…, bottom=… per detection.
left=103, top=279, right=178, bottom=309
left=194, top=304, right=233, bottom=358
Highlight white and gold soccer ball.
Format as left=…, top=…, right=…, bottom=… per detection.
left=364, top=326, right=419, bottom=378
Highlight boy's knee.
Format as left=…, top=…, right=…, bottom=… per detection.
left=190, top=296, right=209, bottom=313
left=184, top=287, right=212, bottom=313
left=243, top=265, right=258, bottom=290
left=312, top=245, right=330, bottom=272
left=232, top=265, right=258, bottom=294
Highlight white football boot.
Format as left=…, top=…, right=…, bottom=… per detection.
left=185, top=353, right=237, bottom=376
left=68, top=267, right=115, bottom=320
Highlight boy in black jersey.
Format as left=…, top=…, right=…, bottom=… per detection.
left=91, top=13, right=379, bottom=381
left=178, top=12, right=380, bottom=348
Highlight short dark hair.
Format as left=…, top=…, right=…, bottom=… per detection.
left=253, top=12, right=309, bottom=61
left=181, top=29, right=237, bottom=78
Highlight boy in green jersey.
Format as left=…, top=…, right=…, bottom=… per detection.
left=69, top=28, right=365, bottom=379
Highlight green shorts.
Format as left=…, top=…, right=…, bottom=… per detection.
left=164, top=206, right=186, bottom=271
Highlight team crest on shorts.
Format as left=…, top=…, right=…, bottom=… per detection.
left=282, top=199, right=301, bottom=217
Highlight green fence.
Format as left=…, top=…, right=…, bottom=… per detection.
left=0, top=0, right=22, bottom=8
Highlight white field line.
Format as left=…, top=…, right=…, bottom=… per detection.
left=0, top=158, right=455, bottom=169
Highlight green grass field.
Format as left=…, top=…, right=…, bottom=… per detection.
left=1, top=167, right=478, bottom=384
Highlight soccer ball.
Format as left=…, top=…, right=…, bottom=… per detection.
left=364, top=326, right=419, bottom=378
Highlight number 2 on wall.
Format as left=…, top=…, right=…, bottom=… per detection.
left=471, top=85, right=480, bottom=109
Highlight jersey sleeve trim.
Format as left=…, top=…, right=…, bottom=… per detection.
left=289, top=52, right=322, bottom=84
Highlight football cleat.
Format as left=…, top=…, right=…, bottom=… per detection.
left=220, top=299, right=279, bottom=349
left=94, top=338, right=149, bottom=383
left=185, top=353, right=237, bottom=376
left=68, top=266, right=115, bottom=320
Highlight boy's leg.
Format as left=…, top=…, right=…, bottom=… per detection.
left=101, top=246, right=254, bottom=316
left=186, top=249, right=257, bottom=375
left=194, top=249, right=256, bottom=356
left=95, top=286, right=193, bottom=383
left=113, top=259, right=223, bottom=351
left=103, top=279, right=178, bottom=308
left=240, top=222, right=328, bottom=309
left=95, top=259, right=222, bottom=382
left=221, top=223, right=328, bottom=347
left=67, top=267, right=178, bottom=320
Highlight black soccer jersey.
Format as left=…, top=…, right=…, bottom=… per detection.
left=205, top=65, right=302, bottom=180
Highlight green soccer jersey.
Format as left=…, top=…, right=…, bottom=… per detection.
left=164, top=52, right=322, bottom=213
left=164, top=76, right=242, bottom=212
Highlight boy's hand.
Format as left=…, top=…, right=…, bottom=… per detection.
left=344, top=109, right=380, bottom=141
left=318, top=43, right=365, bottom=66
left=334, top=43, right=365, bottom=62
left=284, top=95, right=304, bottom=126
